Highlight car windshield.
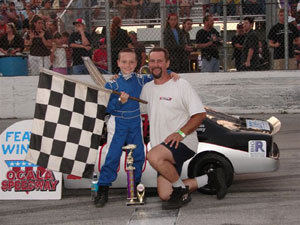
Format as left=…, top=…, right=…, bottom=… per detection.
left=205, top=107, right=242, bottom=130
left=205, top=107, right=271, bottom=133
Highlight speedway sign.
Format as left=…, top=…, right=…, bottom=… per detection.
left=0, top=120, right=62, bottom=199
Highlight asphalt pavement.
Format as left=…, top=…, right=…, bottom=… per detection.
left=0, top=113, right=299, bottom=225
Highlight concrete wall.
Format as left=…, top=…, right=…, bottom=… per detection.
left=0, top=70, right=299, bottom=119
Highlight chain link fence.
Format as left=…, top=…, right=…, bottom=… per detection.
left=0, top=0, right=299, bottom=76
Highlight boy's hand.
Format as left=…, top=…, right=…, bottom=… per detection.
left=110, top=74, right=119, bottom=80
left=170, top=72, right=180, bottom=81
left=119, top=91, right=129, bottom=104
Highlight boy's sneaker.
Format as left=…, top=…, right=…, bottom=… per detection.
left=162, top=186, right=191, bottom=210
left=94, top=186, right=109, bottom=208
left=207, top=168, right=227, bottom=200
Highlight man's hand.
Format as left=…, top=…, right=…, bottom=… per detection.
left=164, top=132, right=184, bottom=149
left=119, top=91, right=129, bottom=104
left=170, top=72, right=180, bottom=81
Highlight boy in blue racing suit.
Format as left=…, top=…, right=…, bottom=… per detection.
left=95, top=48, right=177, bottom=207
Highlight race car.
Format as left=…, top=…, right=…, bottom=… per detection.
left=64, top=107, right=281, bottom=193
left=184, top=107, right=280, bottom=194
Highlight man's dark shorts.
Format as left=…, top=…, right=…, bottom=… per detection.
left=160, top=142, right=195, bottom=176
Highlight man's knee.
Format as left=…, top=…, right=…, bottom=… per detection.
left=147, top=145, right=170, bottom=164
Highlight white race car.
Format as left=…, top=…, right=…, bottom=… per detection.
left=64, top=107, right=281, bottom=194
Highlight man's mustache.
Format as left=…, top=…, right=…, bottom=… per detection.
left=151, top=67, right=162, bottom=72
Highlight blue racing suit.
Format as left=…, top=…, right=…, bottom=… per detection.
left=98, top=72, right=153, bottom=186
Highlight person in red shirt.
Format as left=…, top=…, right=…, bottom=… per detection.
left=93, top=37, right=108, bottom=73
left=0, top=15, right=7, bottom=38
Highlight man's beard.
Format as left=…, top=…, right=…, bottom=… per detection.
left=151, top=67, right=162, bottom=79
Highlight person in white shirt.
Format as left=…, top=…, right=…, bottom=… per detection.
left=50, top=32, right=67, bottom=75
left=140, top=47, right=228, bottom=210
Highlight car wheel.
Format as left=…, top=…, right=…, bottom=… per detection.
left=190, top=153, right=234, bottom=195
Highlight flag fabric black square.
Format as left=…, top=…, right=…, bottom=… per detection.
left=26, top=69, right=110, bottom=178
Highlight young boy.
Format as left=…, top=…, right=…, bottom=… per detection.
left=95, top=48, right=177, bottom=207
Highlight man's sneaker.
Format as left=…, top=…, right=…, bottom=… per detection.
left=207, top=168, right=227, bottom=200
left=94, top=186, right=109, bottom=207
left=162, top=186, right=191, bottom=210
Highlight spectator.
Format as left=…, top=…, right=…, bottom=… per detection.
left=179, top=0, right=194, bottom=18
left=268, top=9, right=300, bottom=70
left=294, top=36, right=300, bottom=69
left=243, top=0, right=262, bottom=15
left=118, top=0, right=141, bottom=19
left=209, top=0, right=222, bottom=16
left=61, top=31, right=73, bottom=74
left=92, top=5, right=101, bottom=20
left=25, top=15, right=52, bottom=76
left=39, top=0, right=53, bottom=21
left=31, top=0, right=42, bottom=13
left=164, top=13, right=186, bottom=73
left=231, top=23, right=245, bottom=71
left=45, top=19, right=58, bottom=36
left=57, top=0, right=75, bottom=33
left=22, top=10, right=35, bottom=36
left=0, top=22, right=24, bottom=55
left=90, top=26, right=103, bottom=50
left=0, top=15, right=7, bottom=38
left=7, top=2, right=24, bottom=31
left=141, top=0, right=160, bottom=20
left=128, top=31, right=146, bottom=72
left=69, top=18, right=92, bottom=74
left=50, top=32, right=67, bottom=75
left=93, top=38, right=108, bottom=73
left=1, top=3, right=9, bottom=24
left=9, top=0, right=25, bottom=11
left=181, top=18, right=194, bottom=72
left=21, top=2, right=34, bottom=25
left=110, top=16, right=133, bottom=73
left=195, top=15, right=222, bottom=72
left=257, top=40, right=270, bottom=70
left=166, top=0, right=177, bottom=15
left=240, top=17, right=259, bottom=71
left=226, top=0, right=236, bottom=16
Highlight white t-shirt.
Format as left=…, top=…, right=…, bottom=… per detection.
left=140, top=78, right=206, bottom=152
left=53, top=48, right=67, bottom=68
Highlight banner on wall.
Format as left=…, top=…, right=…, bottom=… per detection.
left=0, top=120, right=62, bottom=200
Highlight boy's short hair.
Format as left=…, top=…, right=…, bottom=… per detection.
left=203, top=15, right=212, bottom=23
left=118, top=48, right=137, bottom=60
left=149, top=47, right=170, bottom=62
left=183, top=18, right=192, bottom=24
left=243, top=17, right=254, bottom=24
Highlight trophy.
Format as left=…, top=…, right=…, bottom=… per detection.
left=136, top=183, right=145, bottom=205
left=122, top=144, right=145, bottom=205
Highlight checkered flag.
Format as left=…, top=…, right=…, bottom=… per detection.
left=25, top=69, right=110, bottom=178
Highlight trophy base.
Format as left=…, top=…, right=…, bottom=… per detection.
left=126, top=199, right=145, bottom=206
left=126, top=201, right=145, bottom=206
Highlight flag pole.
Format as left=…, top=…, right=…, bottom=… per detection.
left=82, top=57, right=148, bottom=104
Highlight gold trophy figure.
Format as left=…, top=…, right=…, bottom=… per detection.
left=123, top=144, right=145, bottom=205
left=136, top=183, right=145, bottom=204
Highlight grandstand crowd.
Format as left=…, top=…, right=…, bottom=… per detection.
left=0, top=0, right=300, bottom=76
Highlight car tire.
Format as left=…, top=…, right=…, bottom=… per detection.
left=189, top=153, right=234, bottom=195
